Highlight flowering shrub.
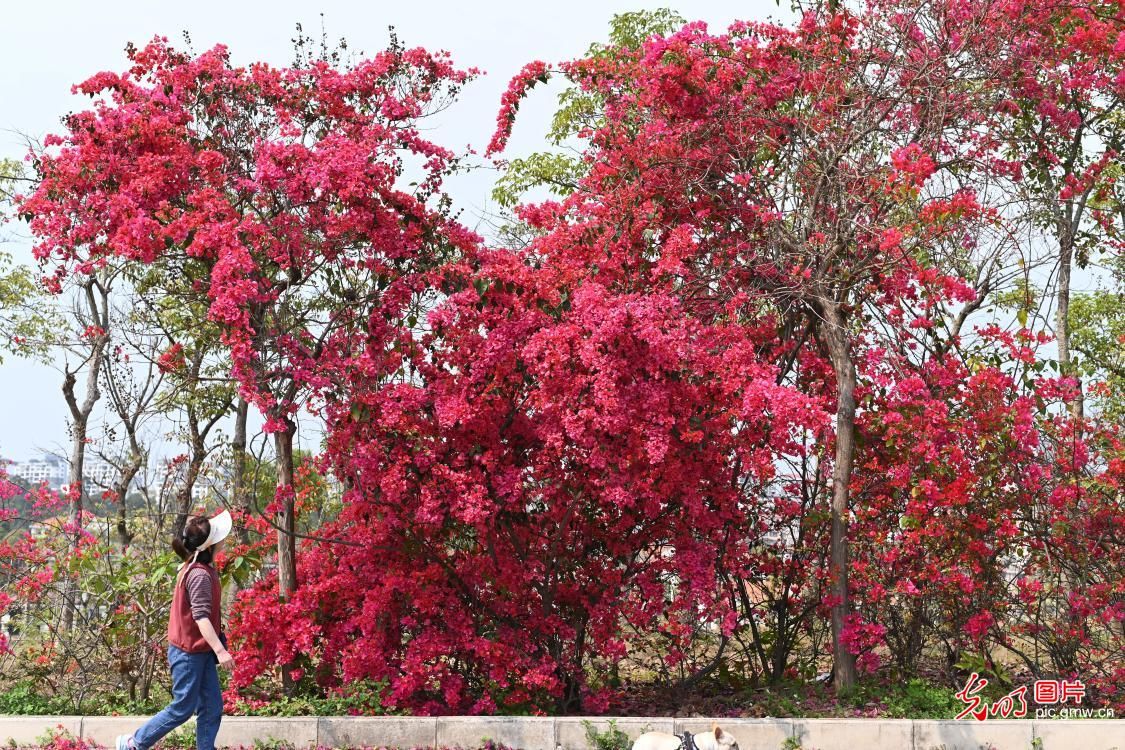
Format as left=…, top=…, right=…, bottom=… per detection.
left=11, top=0, right=1125, bottom=718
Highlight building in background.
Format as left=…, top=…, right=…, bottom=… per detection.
left=5, top=454, right=67, bottom=488
left=4, top=454, right=125, bottom=491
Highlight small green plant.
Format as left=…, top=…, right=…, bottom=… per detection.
left=842, top=677, right=961, bottom=718
left=780, top=738, right=803, bottom=750
left=583, top=720, right=631, bottom=750
left=251, top=739, right=295, bottom=750
left=955, top=653, right=1013, bottom=692
left=1030, top=738, right=1044, bottom=750
left=158, top=723, right=196, bottom=750
left=0, top=682, right=72, bottom=715
left=882, top=678, right=961, bottom=718
left=232, top=678, right=394, bottom=716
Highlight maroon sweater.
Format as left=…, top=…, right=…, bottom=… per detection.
left=168, top=562, right=222, bottom=653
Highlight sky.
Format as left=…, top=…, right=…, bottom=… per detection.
left=0, top=0, right=793, bottom=462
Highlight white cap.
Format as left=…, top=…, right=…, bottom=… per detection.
left=183, top=510, right=234, bottom=572
left=200, top=509, right=232, bottom=550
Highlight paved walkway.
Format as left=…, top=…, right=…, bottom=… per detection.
left=0, top=715, right=1120, bottom=750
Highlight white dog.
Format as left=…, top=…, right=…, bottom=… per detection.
left=631, top=726, right=741, bottom=750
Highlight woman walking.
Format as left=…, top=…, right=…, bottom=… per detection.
left=117, top=510, right=235, bottom=750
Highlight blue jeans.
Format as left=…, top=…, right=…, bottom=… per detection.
left=133, top=645, right=223, bottom=750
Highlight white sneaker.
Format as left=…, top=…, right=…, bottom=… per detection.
left=115, top=735, right=133, bottom=750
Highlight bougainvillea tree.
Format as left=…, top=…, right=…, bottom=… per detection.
left=847, top=337, right=1044, bottom=674
left=485, top=3, right=1013, bottom=690
left=226, top=239, right=821, bottom=711
left=21, top=36, right=478, bottom=600
left=1019, top=415, right=1125, bottom=710
left=968, top=0, right=1124, bottom=420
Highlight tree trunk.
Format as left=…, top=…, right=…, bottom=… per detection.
left=232, top=398, right=251, bottom=547
left=173, top=447, right=205, bottom=539
left=273, top=416, right=299, bottom=693
left=1044, top=119, right=1087, bottom=422
left=61, top=384, right=88, bottom=633
left=171, top=348, right=232, bottom=537
left=819, top=301, right=858, bottom=693
left=226, top=398, right=251, bottom=603
left=60, top=279, right=109, bottom=631
left=114, top=462, right=139, bottom=552
left=274, top=418, right=298, bottom=599
left=1054, top=230, right=1084, bottom=420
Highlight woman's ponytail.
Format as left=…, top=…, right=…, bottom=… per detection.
left=171, top=535, right=191, bottom=561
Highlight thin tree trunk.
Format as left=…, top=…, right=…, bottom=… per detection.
left=103, top=350, right=158, bottom=553
left=226, top=398, right=251, bottom=603
left=110, top=438, right=145, bottom=553
left=61, top=382, right=88, bottom=633
left=1054, top=230, right=1084, bottom=419
left=60, top=279, right=110, bottom=631
left=173, top=445, right=205, bottom=539
left=232, top=398, right=251, bottom=547
left=274, top=418, right=298, bottom=599
left=114, top=460, right=140, bottom=552
left=819, top=301, right=858, bottom=693
left=1043, top=118, right=1087, bottom=422
left=273, top=416, right=299, bottom=694
left=171, top=354, right=231, bottom=537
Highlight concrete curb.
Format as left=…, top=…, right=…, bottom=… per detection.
left=0, top=715, right=1119, bottom=750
